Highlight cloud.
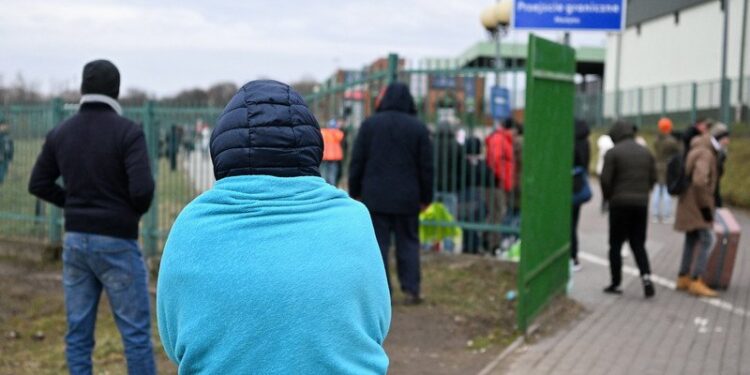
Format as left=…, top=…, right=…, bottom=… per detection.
left=0, top=0, right=604, bottom=96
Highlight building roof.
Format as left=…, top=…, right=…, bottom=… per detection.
left=626, top=0, right=714, bottom=26
left=453, top=41, right=606, bottom=67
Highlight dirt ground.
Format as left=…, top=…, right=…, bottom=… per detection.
left=0, top=254, right=581, bottom=375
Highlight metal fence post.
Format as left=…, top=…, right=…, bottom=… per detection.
left=661, top=84, right=667, bottom=119
left=722, top=78, right=732, bottom=126
left=691, top=82, right=698, bottom=126
left=142, top=100, right=159, bottom=257
left=47, top=98, right=64, bottom=246
left=387, top=53, right=399, bottom=84
left=637, top=87, right=643, bottom=127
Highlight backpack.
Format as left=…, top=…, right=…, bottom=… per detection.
left=572, top=166, right=592, bottom=205
left=666, top=153, right=689, bottom=195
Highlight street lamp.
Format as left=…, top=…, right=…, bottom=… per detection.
left=481, top=0, right=512, bottom=125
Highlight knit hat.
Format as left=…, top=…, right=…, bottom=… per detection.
left=711, top=122, right=730, bottom=141
left=657, top=117, right=673, bottom=134
left=81, top=60, right=120, bottom=99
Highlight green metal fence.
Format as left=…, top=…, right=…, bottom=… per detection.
left=0, top=102, right=221, bottom=256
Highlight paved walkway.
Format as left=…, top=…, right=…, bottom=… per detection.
left=493, top=187, right=750, bottom=375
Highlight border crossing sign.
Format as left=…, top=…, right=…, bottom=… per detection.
left=512, top=0, right=626, bottom=32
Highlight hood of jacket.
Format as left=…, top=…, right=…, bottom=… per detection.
left=690, top=133, right=717, bottom=154
left=210, top=80, right=323, bottom=180
left=377, top=83, right=417, bottom=115
left=609, top=121, right=635, bottom=143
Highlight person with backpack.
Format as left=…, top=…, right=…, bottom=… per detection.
left=652, top=117, right=682, bottom=223
left=674, top=129, right=724, bottom=298
left=28, top=60, right=156, bottom=374
left=600, top=121, right=656, bottom=298
left=484, top=119, right=515, bottom=253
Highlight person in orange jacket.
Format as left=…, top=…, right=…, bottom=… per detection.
left=321, top=119, right=345, bottom=186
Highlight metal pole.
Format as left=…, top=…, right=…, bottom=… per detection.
left=738, top=0, right=749, bottom=123
left=691, top=82, right=698, bottom=125
left=494, top=29, right=502, bottom=127
left=48, top=98, right=64, bottom=246
left=615, top=33, right=622, bottom=118
left=720, top=0, right=731, bottom=125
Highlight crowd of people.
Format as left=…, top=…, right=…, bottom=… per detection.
left=589, top=117, right=731, bottom=299
left=22, top=59, right=736, bottom=374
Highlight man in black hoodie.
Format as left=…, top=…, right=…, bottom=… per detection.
left=349, top=82, right=434, bottom=305
left=28, top=60, right=156, bottom=374
left=600, top=121, right=657, bottom=298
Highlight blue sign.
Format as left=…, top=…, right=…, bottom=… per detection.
left=512, top=0, right=625, bottom=31
left=491, top=87, right=511, bottom=120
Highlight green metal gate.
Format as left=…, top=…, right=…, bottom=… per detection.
left=517, top=35, right=575, bottom=332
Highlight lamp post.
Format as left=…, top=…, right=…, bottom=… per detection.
left=481, top=0, right=512, bottom=126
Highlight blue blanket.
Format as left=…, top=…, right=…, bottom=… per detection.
left=157, top=175, right=391, bottom=374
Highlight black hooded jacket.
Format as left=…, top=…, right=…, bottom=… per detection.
left=348, top=83, right=434, bottom=215
left=600, top=122, right=656, bottom=207
left=210, top=80, right=322, bottom=179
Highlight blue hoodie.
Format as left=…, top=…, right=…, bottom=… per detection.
left=157, top=80, right=391, bottom=374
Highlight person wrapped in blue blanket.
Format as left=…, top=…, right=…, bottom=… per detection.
left=157, top=80, right=391, bottom=374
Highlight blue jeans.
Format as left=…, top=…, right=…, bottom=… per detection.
left=650, top=184, right=673, bottom=219
left=679, top=229, right=716, bottom=278
left=62, top=232, right=156, bottom=375
left=320, top=161, right=340, bottom=185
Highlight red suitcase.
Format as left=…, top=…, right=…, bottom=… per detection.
left=704, top=208, right=742, bottom=290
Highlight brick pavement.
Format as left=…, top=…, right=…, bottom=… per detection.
left=492, top=190, right=750, bottom=375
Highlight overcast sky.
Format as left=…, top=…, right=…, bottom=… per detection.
left=1, top=0, right=606, bottom=97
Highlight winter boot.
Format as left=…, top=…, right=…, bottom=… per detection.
left=676, top=275, right=691, bottom=291
left=689, top=278, right=718, bottom=298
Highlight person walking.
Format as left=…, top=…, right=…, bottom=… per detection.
left=600, top=121, right=657, bottom=298
left=157, top=80, right=391, bottom=374
left=651, top=117, right=682, bottom=223
left=28, top=60, right=156, bottom=374
left=674, top=131, right=725, bottom=297
left=571, top=119, right=591, bottom=271
left=349, top=82, right=434, bottom=305
left=0, top=117, right=13, bottom=185
left=320, top=120, right=345, bottom=186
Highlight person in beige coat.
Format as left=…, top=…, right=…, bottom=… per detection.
left=674, top=133, right=720, bottom=297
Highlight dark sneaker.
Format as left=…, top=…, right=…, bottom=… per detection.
left=603, top=285, right=623, bottom=295
left=404, top=293, right=423, bottom=306
left=643, top=281, right=655, bottom=298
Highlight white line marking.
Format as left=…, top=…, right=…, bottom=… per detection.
left=579, top=251, right=749, bottom=318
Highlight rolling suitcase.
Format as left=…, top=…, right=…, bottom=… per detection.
left=704, top=208, right=741, bottom=290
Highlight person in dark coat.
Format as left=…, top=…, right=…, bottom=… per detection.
left=571, top=119, right=590, bottom=270
left=28, top=60, right=156, bottom=374
left=458, top=137, right=494, bottom=254
left=349, top=82, right=434, bottom=304
left=600, top=121, right=657, bottom=298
